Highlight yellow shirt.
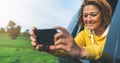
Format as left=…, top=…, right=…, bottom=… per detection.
left=74, top=27, right=109, bottom=60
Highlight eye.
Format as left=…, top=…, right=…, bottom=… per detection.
left=83, top=14, right=88, bottom=17
left=91, top=13, right=97, bottom=17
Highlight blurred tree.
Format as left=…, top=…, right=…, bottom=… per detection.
left=7, top=20, right=16, bottom=28
left=15, top=25, right=21, bottom=37
left=23, top=29, right=29, bottom=40
left=7, top=20, right=16, bottom=33
left=0, top=27, right=5, bottom=33
left=7, top=20, right=21, bottom=39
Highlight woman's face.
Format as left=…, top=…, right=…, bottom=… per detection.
left=83, top=5, right=102, bottom=30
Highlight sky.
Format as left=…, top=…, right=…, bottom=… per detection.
left=0, top=0, right=82, bottom=32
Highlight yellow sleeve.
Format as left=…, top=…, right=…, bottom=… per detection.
left=83, top=45, right=104, bottom=60
left=74, top=30, right=86, bottom=47
left=74, top=29, right=105, bottom=60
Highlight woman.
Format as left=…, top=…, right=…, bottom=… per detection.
left=30, top=0, right=112, bottom=60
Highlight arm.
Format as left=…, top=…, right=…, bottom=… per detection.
left=30, top=26, right=88, bottom=59
left=53, top=26, right=88, bottom=59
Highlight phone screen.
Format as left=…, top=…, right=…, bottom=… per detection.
left=35, top=29, right=57, bottom=45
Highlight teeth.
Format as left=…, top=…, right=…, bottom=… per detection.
left=87, top=22, right=94, bottom=24
left=86, top=23, right=94, bottom=26
left=87, top=23, right=94, bottom=24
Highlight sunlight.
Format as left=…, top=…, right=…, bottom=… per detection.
left=0, top=0, right=21, bottom=28
left=0, top=0, right=82, bottom=32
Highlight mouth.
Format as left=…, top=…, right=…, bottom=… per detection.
left=86, top=22, right=95, bottom=27
left=85, top=22, right=96, bottom=30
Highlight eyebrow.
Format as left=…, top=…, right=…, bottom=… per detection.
left=83, top=11, right=100, bottom=14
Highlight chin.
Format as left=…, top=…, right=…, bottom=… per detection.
left=87, top=27, right=94, bottom=30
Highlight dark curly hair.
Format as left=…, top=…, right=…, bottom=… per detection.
left=78, top=0, right=112, bottom=29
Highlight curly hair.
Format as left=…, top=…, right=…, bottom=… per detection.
left=78, top=0, right=112, bottom=29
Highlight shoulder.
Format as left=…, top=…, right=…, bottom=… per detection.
left=78, top=28, right=91, bottom=36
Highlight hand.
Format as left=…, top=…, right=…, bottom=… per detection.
left=30, top=26, right=87, bottom=59
left=30, top=27, right=41, bottom=49
left=30, top=27, right=56, bottom=51
left=53, top=26, right=81, bottom=58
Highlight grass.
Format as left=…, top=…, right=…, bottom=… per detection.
left=0, top=33, right=57, bottom=63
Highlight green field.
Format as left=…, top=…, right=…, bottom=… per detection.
left=0, top=33, right=57, bottom=63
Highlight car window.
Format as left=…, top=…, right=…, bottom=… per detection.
left=67, top=12, right=80, bottom=37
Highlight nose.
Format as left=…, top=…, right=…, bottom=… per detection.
left=86, top=15, right=92, bottom=21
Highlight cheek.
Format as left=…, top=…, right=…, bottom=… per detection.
left=95, top=18, right=102, bottom=27
left=95, top=15, right=102, bottom=24
left=95, top=18, right=101, bottom=23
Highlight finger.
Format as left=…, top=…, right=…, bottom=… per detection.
left=32, top=26, right=37, bottom=31
left=54, top=26, right=69, bottom=35
left=54, top=32, right=63, bottom=42
left=31, top=41, right=38, bottom=47
left=54, top=38, right=63, bottom=46
left=49, top=45, right=56, bottom=50
left=56, top=44, right=66, bottom=50
left=36, top=45, right=51, bottom=51
left=36, top=44, right=43, bottom=50
left=30, top=36, right=37, bottom=42
left=30, top=27, right=37, bottom=36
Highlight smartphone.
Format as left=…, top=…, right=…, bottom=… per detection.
left=35, top=29, right=57, bottom=45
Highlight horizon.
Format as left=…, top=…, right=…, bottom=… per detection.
left=0, top=0, right=82, bottom=32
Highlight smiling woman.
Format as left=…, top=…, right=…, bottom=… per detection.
left=30, top=0, right=112, bottom=63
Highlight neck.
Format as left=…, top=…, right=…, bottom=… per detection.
left=94, top=26, right=106, bottom=36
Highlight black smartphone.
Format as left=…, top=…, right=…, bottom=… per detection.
left=35, top=29, right=57, bottom=45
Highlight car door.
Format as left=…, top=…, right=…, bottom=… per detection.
left=101, top=0, right=120, bottom=63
